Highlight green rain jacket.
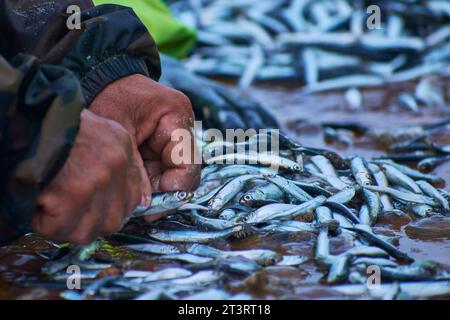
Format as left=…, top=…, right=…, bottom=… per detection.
left=93, top=0, right=197, bottom=59
left=0, top=1, right=161, bottom=245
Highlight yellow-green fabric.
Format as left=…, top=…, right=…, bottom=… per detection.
left=93, top=0, right=197, bottom=59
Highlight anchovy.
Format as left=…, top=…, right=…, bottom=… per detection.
left=123, top=243, right=181, bottom=255
left=325, top=201, right=360, bottom=224
left=351, top=157, right=373, bottom=186
left=82, top=275, right=120, bottom=298
left=368, top=163, right=395, bottom=211
left=200, top=165, right=219, bottom=180
left=311, top=155, right=339, bottom=177
left=327, top=255, right=352, bottom=284
left=171, top=270, right=223, bottom=285
left=359, top=205, right=371, bottom=226
left=240, top=181, right=285, bottom=206
left=263, top=175, right=312, bottom=202
left=353, top=257, right=398, bottom=268
left=315, top=227, right=332, bottom=264
left=178, top=203, right=211, bottom=212
left=203, top=165, right=276, bottom=181
left=345, top=225, right=413, bottom=262
left=344, top=245, right=390, bottom=258
left=417, top=155, right=450, bottom=172
left=362, top=189, right=381, bottom=223
left=185, top=210, right=238, bottom=230
left=416, top=180, right=449, bottom=210
left=363, top=185, right=438, bottom=206
left=410, top=204, right=435, bottom=217
left=327, top=186, right=356, bottom=204
left=381, top=164, right=423, bottom=194
left=276, top=255, right=308, bottom=266
left=208, top=174, right=260, bottom=212
left=158, top=253, right=214, bottom=264
left=218, top=208, right=238, bottom=220
left=292, top=181, right=334, bottom=197
left=148, top=225, right=244, bottom=243
left=315, top=206, right=339, bottom=230
left=306, top=165, right=349, bottom=190
left=205, top=153, right=302, bottom=172
left=379, top=260, right=448, bottom=282
left=124, top=268, right=192, bottom=282
left=262, top=220, right=317, bottom=233
left=187, top=244, right=281, bottom=266
left=332, top=281, right=450, bottom=299
left=246, top=196, right=326, bottom=224
left=371, top=159, right=443, bottom=184
left=132, top=191, right=193, bottom=217
left=192, top=184, right=225, bottom=205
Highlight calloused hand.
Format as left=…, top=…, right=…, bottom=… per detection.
left=90, top=74, right=201, bottom=222
left=31, top=109, right=144, bottom=244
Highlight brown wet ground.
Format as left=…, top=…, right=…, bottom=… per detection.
left=1, top=80, right=450, bottom=300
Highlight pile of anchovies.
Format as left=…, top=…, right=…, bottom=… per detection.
left=37, top=131, right=450, bottom=300
left=313, top=118, right=450, bottom=171
left=170, top=0, right=450, bottom=96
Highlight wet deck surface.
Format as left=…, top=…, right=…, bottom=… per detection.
left=1, top=81, right=450, bottom=300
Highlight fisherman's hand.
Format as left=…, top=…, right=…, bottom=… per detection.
left=90, top=74, right=201, bottom=222
left=159, top=54, right=279, bottom=131
left=31, top=110, right=145, bottom=244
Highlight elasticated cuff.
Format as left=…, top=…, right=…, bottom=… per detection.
left=80, top=54, right=150, bottom=105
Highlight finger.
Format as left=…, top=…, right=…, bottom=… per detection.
left=97, top=157, right=141, bottom=235
left=31, top=192, right=83, bottom=241
left=65, top=206, right=103, bottom=245
left=99, top=198, right=127, bottom=237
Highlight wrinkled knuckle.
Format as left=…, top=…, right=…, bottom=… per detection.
left=175, top=91, right=192, bottom=109
left=70, top=179, right=94, bottom=201
left=94, top=168, right=111, bottom=189
left=110, top=148, right=128, bottom=170
left=167, top=90, right=192, bottom=113
left=37, top=194, right=58, bottom=214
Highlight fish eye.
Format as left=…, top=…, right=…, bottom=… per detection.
left=178, top=191, right=188, bottom=199
left=244, top=195, right=252, bottom=201
left=293, top=164, right=301, bottom=171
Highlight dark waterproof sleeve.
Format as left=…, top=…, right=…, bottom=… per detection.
left=0, top=1, right=162, bottom=245
left=0, top=54, right=84, bottom=245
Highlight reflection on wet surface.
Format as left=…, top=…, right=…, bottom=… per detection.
left=1, top=81, right=450, bottom=299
